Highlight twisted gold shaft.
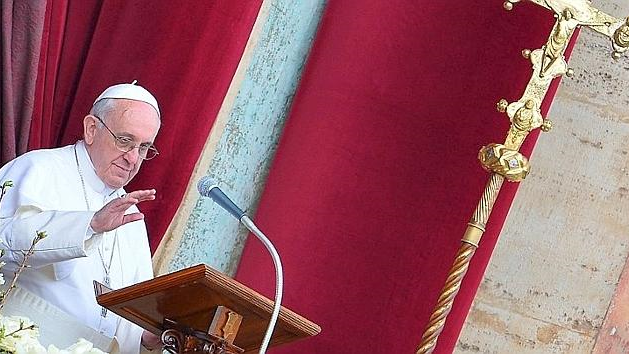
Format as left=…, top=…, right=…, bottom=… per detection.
left=415, top=243, right=477, bottom=354
left=470, top=174, right=504, bottom=228
left=416, top=174, right=504, bottom=354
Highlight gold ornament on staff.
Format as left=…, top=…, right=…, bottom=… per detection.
left=416, top=1, right=629, bottom=353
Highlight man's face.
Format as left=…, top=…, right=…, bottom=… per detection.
left=84, top=99, right=160, bottom=189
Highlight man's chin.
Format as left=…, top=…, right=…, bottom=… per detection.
left=105, top=176, right=130, bottom=189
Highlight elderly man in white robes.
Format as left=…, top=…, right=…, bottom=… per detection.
left=0, top=82, right=163, bottom=353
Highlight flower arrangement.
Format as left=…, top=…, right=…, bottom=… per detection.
left=0, top=181, right=106, bottom=354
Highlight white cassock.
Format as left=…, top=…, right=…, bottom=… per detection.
left=0, top=141, right=153, bottom=353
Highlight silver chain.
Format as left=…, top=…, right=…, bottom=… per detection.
left=73, top=142, right=118, bottom=317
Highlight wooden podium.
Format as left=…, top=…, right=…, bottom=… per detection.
left=95, top=264, right=321, bottom=353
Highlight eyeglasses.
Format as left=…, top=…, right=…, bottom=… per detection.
left=92, top=115, right=159, bottom=160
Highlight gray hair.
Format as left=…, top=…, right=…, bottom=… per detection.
left=90, top=98, right=118, bottom=127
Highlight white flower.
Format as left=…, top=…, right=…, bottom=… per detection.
left=14, top=339, right=47, bottom=354
left=0, top=315, right=107, bottom=354
left=0, top=261, right=7, bottom=286
left=0, top=316, right=40, bottom=353
left=61, top=338, right=106, bottom=354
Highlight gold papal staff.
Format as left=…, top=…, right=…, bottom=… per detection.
left=416, top=1, right=629, bottom=353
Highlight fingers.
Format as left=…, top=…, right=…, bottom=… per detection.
left=122, top=212, right=144, bottom=226
left=90, top=190, right=155, bottom=233
left=125, top=189, right=156, bottom=201
left=107, top=189, right=156, bottom=210
left=106, top=196, right=140, bottom=212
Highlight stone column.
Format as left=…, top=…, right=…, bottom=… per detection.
left=153, top=0, right=327, bottom=276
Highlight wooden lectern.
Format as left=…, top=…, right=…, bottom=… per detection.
left=95, top=264, right=320, bottom=353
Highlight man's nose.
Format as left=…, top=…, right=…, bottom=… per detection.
left=123, top=147, right=141, bottom=164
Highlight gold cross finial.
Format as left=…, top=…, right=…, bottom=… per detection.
left=497, top=0, right=628, bottom=151
left=506, top=0, right=629, bottom=59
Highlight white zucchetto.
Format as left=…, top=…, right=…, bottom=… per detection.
left=93, top=81, right=160, bottom=117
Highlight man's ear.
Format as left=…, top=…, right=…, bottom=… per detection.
left=83, top=115, right=97, bottom=144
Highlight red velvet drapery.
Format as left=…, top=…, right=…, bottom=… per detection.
left=236, top=1, right=572, bottom=353
left=29, top=0, right=263, bottom=251
left=1, top=0, right=47, bottom=163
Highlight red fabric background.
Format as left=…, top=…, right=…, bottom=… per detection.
left=29, top=0, right=263, bottom=251
left=1, top=0, right=47, bottom=163
left=236, top=2, right=573, bottom=353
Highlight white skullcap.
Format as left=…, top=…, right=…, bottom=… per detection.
left=93, top=80, right=160, bottom=117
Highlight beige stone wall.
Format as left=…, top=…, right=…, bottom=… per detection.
left=456, top=2, right=629, bottom=353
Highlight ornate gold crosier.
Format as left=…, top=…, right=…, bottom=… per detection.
left=416, top=1, right=629, bottom=353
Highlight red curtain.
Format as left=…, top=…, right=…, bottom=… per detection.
left=236, top=1, right=573, bottom=353
left=1, top=0, right=47, bottom=163
left=29, top=0, right=263, bottom=251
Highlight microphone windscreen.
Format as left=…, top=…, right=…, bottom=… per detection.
left=197, top=176, right=217, bottom=197
left=197, top=176, right=246, bottom=220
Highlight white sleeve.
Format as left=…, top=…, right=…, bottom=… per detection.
left=0, top=206, right=97, bottom=268
left=0, top=155, right=99, bottom=269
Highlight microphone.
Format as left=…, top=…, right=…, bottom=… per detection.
left=196, top=176, right=283, bottom=354
left=197, top=177, right=246, bottom=220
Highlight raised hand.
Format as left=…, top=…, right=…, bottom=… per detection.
left=90, top=189, right=156, bottom=234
